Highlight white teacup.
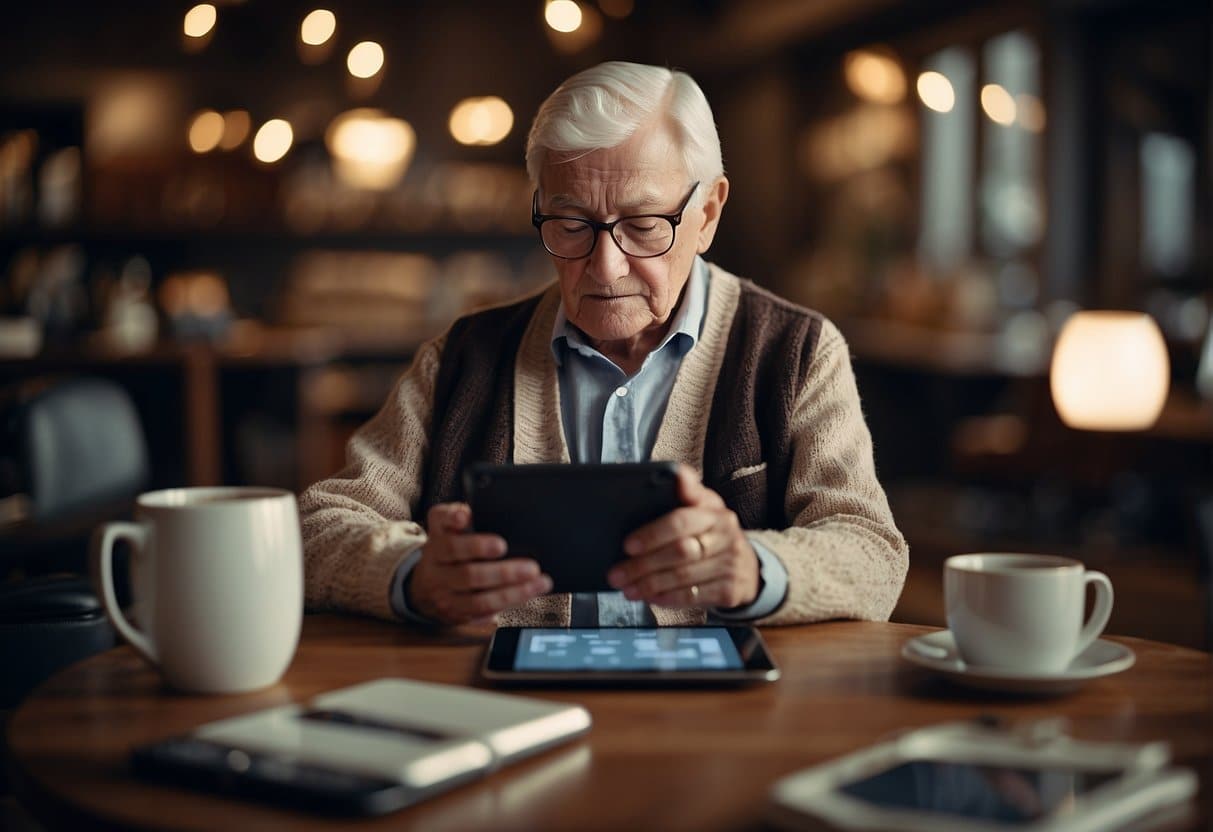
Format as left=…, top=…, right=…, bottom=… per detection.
left=945, top=553, right=1114, bottom=674
left=90, top=486, right=303, bottom=694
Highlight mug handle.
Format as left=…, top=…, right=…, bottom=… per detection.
left=90, top=522, right=158, bottom=665
left=1075, top=570, right=1114, bottom=656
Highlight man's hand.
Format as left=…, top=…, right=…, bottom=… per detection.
left=607, top=465, right=760, bottom=609
left=408, top=503, right=552, bottom=625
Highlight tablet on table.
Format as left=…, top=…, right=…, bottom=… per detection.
left=482, top=625, right=780, bottom=686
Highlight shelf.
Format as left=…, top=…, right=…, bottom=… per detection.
left=888, top=480, right=1206, bottom=561
left=0, top=327, right=346, bottom=369
left=1148, top=389, right=1213, bottom=443
left=839, top=318, right=1048, bottom=378
left=0, top=224, right=538, bottom=252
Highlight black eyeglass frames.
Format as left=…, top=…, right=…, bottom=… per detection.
left=531, top=181, right=700, bottom=260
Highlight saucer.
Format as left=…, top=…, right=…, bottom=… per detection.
left=901, top=630, right=1136, bottom=694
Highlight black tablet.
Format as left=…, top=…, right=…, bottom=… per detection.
left=482, top=626, right=781, bottom=686
left=463, top=462, right=682, bottom=594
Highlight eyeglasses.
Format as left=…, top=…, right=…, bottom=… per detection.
left=532, top=182, right=700, bottom=260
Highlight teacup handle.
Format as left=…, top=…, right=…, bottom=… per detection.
left=90, top=522, right=158, bottom=665
left=1075, top=570, right=1114, bottom=656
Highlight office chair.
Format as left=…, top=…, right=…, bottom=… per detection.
left=0, top=376, right=149, bottom=792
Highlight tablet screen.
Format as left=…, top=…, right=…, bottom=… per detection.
left=513, top=627, right=745, bottom=672
left=840, top=760, right=1122, bottom=823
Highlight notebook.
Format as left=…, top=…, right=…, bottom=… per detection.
left=131, top=678, right=592, bottom=815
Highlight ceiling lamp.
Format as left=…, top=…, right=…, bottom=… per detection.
left=326, top=108, right=416, bottom=189
left=449, top=97, right=514, bottom=146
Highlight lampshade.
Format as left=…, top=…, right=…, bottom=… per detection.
left=1050, top=311, right=1170, bottom=431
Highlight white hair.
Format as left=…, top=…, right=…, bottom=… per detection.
left=525, top=61, right=724, bottom=197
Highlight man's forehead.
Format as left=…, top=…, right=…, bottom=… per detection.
left=541, top=178, right=679, bottom=212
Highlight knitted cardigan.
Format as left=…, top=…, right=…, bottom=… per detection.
left=298, top=263, right=908, bottom=627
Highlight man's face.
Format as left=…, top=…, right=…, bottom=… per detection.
left=537, top=122, right=727, bottom=356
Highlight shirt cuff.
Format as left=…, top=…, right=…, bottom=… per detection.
left=710, top=536, right=789, bottom=621
left=388, top=545, right=441, bottom=626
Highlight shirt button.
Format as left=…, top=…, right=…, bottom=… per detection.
left=614, top=386, right=628, bottom=397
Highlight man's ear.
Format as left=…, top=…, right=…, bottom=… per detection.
left=696, top=176, right=730, bottom=254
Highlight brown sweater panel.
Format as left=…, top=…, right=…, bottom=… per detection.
left=703, top=280, right=823, bottom=529
left=419, top=294, right=543, bottom=514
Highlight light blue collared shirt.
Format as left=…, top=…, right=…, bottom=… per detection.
left=392, top=257, right=788, bottom=624
left=551, top=257, right=786, bottom=625
left=551, top=257, right=708, bottom=465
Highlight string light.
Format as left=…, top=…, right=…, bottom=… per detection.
left=300, top=9, right=336, bottom=45
left=219, top=110, right=251, bottom=150
left=253, top=119, right=294, bottom=164
left=545, top=0, right=583, bottom=33
left=188, top=110, right=224, bottom=153
left=347, top=41, right=385, bottom=78
left=981, top=83, right=1017, bottom=125
left=183, top=4, right=217, bottom=38
left=916, top=71, right=955, bottom=113
left=844, top=50, right=906, bottom=104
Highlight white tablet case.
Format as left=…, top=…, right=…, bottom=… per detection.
left=193, top=678, right=591, bottom=789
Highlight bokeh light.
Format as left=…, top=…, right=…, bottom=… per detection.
left=253, top=119, right=294, bottom=164
left=844, top=50, right=906, bottom=104
left=347, top=41, right=385, bottom=78
left=981, top=83, right=1017, bottom=125
left=300, top=9, right=336, bottom=45
left=545, top=0, right=583, bottom=33
left=183, top=4, right=217, bottom=38
left=326, top=108, right=416, bottom=189
left=916, top=71, right=955, bottom=113
left=187, top=109, right=224, bottom=153
left=1016, top=93, right=1046, bottom=132
left=219, top=109, right=251, bottom=150
left=449, top=97, right=514, bottom=146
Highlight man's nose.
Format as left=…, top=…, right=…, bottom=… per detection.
left=586, top=228, right=628, bottom=284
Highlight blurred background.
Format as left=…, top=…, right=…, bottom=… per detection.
left=0, top=0, right=1209, bottom=646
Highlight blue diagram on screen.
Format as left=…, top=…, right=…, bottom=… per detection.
left=515, top=628, right=744, bottom=671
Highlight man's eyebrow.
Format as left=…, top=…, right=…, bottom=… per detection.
left=545, top=188, right=670, bottom=214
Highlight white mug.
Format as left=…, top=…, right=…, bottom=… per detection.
left=90, top=486, right=303, bottom=694
left=945, top=553, right=1114, bottom=674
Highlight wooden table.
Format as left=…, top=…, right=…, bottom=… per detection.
left=7, top=616, right=1212, bottom=831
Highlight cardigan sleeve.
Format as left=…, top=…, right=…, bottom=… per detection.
left=296, top=334, right=446, bottom=621
left=746, top=319, right=909, bottom=624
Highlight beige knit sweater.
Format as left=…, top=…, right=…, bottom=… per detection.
left=299, top=263, right=908, bottom=627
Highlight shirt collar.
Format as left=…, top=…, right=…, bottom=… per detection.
left=551, top=256, right=710, bottom=366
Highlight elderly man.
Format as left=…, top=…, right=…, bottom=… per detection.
left=299, top=61, right=907, bottom=628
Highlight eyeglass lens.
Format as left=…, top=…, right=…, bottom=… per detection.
left=540, top=216, right=675, bottom=258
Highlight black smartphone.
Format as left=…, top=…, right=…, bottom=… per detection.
left=463, top=462, right=682, bottom=593
left=131, top=736, right=432, bottom=816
